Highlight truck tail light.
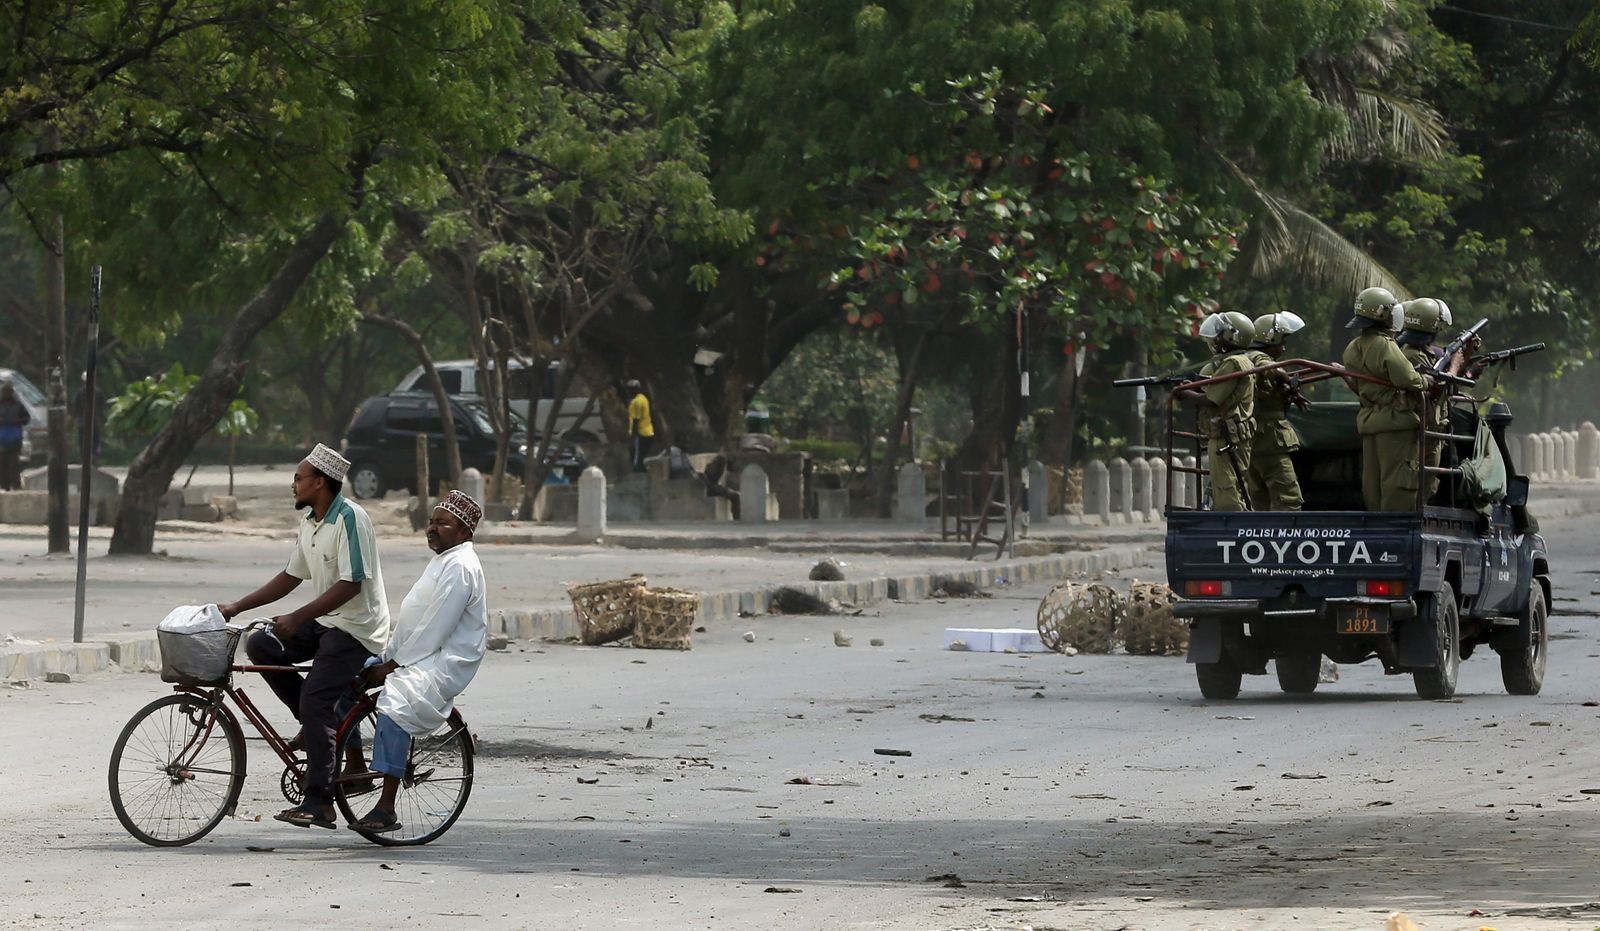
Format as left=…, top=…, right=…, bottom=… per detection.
left=1185, top=580, right=1229, bottom=597
left=1362, top=580, right=1405, bottom=597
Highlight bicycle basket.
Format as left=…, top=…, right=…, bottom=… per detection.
left=158, top=627, right=241, bottom=686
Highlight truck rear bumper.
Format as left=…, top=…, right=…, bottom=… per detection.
left=1174, top=597, right=1415, bottom=622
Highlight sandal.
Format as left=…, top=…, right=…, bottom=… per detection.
left=274, top=804, right=337, bottom=830
left=350, top=808, right=402, bottom=834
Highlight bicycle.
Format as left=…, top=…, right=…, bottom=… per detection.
left=108, top=620, right=474, bottom=848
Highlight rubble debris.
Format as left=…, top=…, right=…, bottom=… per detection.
left=769, top=587, right=835, bottom=615
left=869, top=638, right=885, bottom=647
left=808, top=558, right=846, bottom=581
left=929, top=577, right=987, bottom=599
left=833, top=630, right=853, bottom=647
left=764, top=887, right=801, bottom=894
left=742, top=631, right=756, bottom=642
left=44, top=672, right=71, bottom=684
left=874, top=748, right=912, bottom=757
left=487, top=636, right=511, bottom=652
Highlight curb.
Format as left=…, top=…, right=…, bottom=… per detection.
left=495, top=543, right=1156, bottom=641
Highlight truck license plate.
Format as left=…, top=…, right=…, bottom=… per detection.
left=1336, top=605, right=1389, bottom=635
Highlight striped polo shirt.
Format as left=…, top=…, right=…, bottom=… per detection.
left=285, top=494, right=391, bottom=654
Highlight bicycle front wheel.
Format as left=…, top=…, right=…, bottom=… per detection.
left=334, top=708, right=474, bottom=847
left=109, top=693, right=246, bottom=847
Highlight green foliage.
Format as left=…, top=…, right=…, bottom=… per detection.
left=105, top=364, right=199, bottom=438
left=215, top=399, right=259, bottom=439
left=757, top=329, right=898, bottom=446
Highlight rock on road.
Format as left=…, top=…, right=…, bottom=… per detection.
left=4, top=516, right=1600, bottom=930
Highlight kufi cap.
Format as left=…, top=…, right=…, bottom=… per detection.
left=306, top=443, right=351, bottom=482
left=435, top=489, right=483, bottom=532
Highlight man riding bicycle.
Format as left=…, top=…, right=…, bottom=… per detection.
left=218, top=443, right=391, bottom=829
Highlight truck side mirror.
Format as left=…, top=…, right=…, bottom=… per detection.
left=1505, top=474, right=1529, bottom=507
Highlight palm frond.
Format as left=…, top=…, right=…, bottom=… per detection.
left=1326, top=88, right=1447, bottom=163
left=1223, top=157, right=1411, bottom=298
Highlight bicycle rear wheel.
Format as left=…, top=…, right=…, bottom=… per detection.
left=109, top=693, right=246, bottom=846
left=334, top=707, right=473, bottom=846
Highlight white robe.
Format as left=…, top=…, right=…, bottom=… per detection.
left=377, top=541, right=488, bottom=736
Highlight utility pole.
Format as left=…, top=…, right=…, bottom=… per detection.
left=73, top=267, right=101, bottom=643
left=1015, top=299, right=1030, bottom=545
left=43, top=125, right=70, bottom=554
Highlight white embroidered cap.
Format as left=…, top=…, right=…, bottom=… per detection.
left=435, top=489, right=483, bottom=532
left=307, top=443, right=352, bottom=483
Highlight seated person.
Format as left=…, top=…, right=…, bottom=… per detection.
left=353, top=491, right=488, bottom=833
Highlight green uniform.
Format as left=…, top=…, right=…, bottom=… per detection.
left=1198, top=350, right=1256, bottom=511
left=1341, top=331, right=1428, bottom=511
left=1243, top=349, right=1303, bottom=511
left=1400, top=345, right=1445, bottom=500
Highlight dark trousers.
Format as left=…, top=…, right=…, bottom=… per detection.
left=246, top=624, right=373, bottom=806
left=631, top=435, right=655, bottom=472
left=0, top=443, right=20, bottom=491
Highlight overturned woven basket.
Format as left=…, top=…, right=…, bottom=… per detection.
left=568, top=575, right=648, bottom=645
left=633, top=587, right=699, bottom=650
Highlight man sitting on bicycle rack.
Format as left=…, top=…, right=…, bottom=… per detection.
left=218, top=443, right=392, bottom=830
left=351, top=489, right=488, bottom=834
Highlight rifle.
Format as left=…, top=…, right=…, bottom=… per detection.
left=1112, top=371, right=1202, bottom=389
left=1469, top=342, right=1546, bottom=370
left=1432, top=317, right=1489, bottom=375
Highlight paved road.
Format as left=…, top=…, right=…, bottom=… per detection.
left=4, top=517, right=1599, bottom=930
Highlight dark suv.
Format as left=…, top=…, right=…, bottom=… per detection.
left=340, top=392, right=527, bottom=499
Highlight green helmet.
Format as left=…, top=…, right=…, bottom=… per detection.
left=1401, top=297, right=1445, bottom=335
left=1251, top=311, right=1306, bottom=348
left=1349, top=286, right=1400, bottom=329
left=1198, top=311, right=1256, bottom=349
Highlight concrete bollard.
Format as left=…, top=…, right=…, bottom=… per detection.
left=1149, top=456, right=1168, bottom=514
left=1525, top=433, right=1544, bottom=479
left=1130, top=457, right=1152, bottom=522
left=576, top=466, right=606, bottom=543
left=1181, top=455, right=1199, bottom=508
left=895, top=461, right=926, bottom=525
left=1109, top=457, right=1133, bottom=523
left=1579, top=422, right=1599, bottom=480
left=458, top=467, right=485, bottom=504
left=1539, top=433, right=1558, bottom=480
left=1550, top=433, right=1567, bottom=480
left=1504, top=433, right=1524, bottom=475
left=1028, top=460, right=1049, bottom=525
left=740, top=463, right=770, bottom=524
left=1083, top=459, right=1111, bottom=524
left=1565, top=429, right=1579, bottom=479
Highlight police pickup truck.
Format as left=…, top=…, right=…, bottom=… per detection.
left=1156, top=360, right=1549, bottom=701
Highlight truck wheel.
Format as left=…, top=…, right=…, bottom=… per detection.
left=1196, top=656, right=1242, bottom=700
left=1500, top=580, right=1547, bottom=696
left=1275, top=653, right=1321, bottom=695
left=1412, top=581, right=1460, bottom=700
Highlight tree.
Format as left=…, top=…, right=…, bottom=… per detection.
left=3, top=0, right=539, bottom=553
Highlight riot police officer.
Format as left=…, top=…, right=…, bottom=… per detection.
left=1244, top=312, right=1308, bottom=511
left=1396, top=298, right=1452, bottom=500
left=1196, top=311, right=1258, bottom=511
left=1341, top=287, right=1429, bottom=511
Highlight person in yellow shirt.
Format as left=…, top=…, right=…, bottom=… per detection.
left=626, top=379, right=655, bottom=472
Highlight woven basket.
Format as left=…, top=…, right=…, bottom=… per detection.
left=633, top=587, right=699, bottom=650
left=569, top=576, right=648, bottom=645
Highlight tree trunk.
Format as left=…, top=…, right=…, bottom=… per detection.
left=1043, top=352, right=1088, bottom=513
left=875, top=324, right=933, bottom=518
left=953, top=333, right=1021, bottom=508
left=109, top=213, right=344, bottom=554
left=42, top=125, right=69, bottom=553
left=360, top=314, right=462, bottom=486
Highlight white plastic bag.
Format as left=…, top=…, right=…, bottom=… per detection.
left=157, top=603, right=226, bottom=635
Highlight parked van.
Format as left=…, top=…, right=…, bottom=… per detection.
left=393, top=359, right=605, bottom=443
